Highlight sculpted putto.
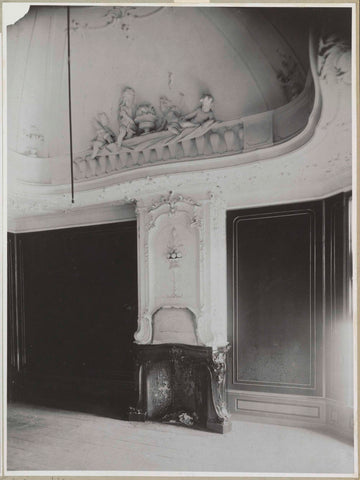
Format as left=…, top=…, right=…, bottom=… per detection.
left=117, top=87, right=137, bottom=147
left=180, top=94, right=215, bottom=128
left=158, top=96, right=182, bottom=134
left=91, top=112, right=116, bottom=158
left=89, top=89, right=217, bottom=158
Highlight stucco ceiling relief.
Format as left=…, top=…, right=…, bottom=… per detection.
left=71, top=79, right=313, bottom=183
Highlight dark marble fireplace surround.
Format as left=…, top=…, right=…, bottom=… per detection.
left=129, top=343, right=231, bottom=433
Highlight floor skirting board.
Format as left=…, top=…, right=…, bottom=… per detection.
left=227, top=390, right=354, bottom=442
left=325, top=398, right=354, bottom=442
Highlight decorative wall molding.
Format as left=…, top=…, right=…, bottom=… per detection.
left=228, top=390, right=353, bottom=441
left=325, top=398, right=354, bottom=442
left=227, top=202, right=323, bottom=396
left=7, top=202, right=136, bottom=233
left=227, top=390, right=326, bottom=428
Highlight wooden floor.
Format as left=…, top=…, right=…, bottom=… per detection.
left=7, top=403, right=355, bottom=474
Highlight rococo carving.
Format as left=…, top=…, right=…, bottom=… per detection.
left=23, top=125, right=45, bottom=157
left=148, top=190, right=200, bottom=214
left=318, top=33, right=351, bottom=84
left=209, top=345, right=231, bottom=423
left=72, top=77, right=315, bottom=181
left=91, top=113, right=117, bottom=158
left=166, top=227, right=183, bottom=264
left=166, top=227, right=184, bottom=299
left=117, top=87, right=137, bottom=147
left=134, top=310, right=152, bottom=344
left=212, top=346, right=230, bottom=385
left=135, top=191, right=208, bottom=346
left=276, top=49, right=305, bottom=101
left=88, top=89, right=217, bottom=159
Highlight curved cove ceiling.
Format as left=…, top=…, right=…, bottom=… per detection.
left=8, top=6, right=310, bottom=157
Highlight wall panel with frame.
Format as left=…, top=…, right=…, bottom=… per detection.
left=227, top=193, right=353, bottom=438
left=8, top=221, right=138, bottom=419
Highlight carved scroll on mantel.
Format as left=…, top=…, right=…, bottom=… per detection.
left=207, top=345, right=231, bottom=433
left=134, top=191, right=228, bottom=350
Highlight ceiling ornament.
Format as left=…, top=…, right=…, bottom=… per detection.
left=75, top=88, right=237, bottom=176
left=275, top=49, right=305, bottom=101
left=318, top=33, right=351, bottom=84
left=70, top=6, right=164, bottom=32
left=22, top=125, right=45, bottom=157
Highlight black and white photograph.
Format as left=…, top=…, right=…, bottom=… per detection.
left=3, top=2, right=357, bottom=475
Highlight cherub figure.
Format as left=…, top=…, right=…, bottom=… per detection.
left=117, top=87, right=137, bottom=147
left=157, top=96, right=182, bottom=134
left=91, top=112, right=116, bottom=158
left=180, top=94, right=215, bottom=128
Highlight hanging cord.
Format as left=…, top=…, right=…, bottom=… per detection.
left=67, top=6, right=75, bottom=203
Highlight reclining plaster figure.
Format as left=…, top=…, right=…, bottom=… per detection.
left=180, top=94, right=215, bottom=129
left=91, top=112, right=116, bottom=158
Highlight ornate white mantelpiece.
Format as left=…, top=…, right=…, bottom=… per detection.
left=134, top=190, right=227, bottom=349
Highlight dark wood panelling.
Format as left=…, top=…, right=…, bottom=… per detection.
left=8, top=233, right=16, bottom=371
left=325, top=192, right=353, bottom=405
left=8, top=221, right=138, bottom=418
left=227, top=201, right=323, bottom=396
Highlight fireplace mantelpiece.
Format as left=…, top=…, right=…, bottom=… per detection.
left=129, top=343, right=231, bottom=433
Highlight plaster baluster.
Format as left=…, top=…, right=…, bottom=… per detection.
left=195, top=135, right=206, bottom=155
left=224, top=129, right=235, bottom=151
